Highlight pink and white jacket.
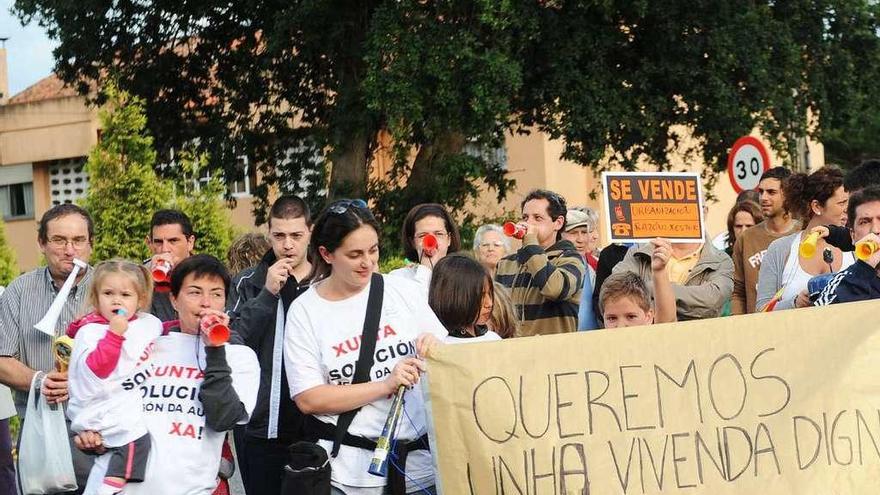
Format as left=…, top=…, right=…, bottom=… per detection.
left=66, top=311, right=162, bottom=447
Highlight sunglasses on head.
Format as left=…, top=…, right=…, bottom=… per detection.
left=328, top=198, right=368, bottom=215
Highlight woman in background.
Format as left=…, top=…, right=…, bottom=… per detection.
left=389, top=203, right=461, bottom=296
left=719, top=200, right=762, bottom=317
left=227, top=232, right=271, bottom=276
left=756, top=167, right=853, bottom=311
left=472, top=224, right=510, bottom=278
left=724, top=201, right=762, bottom=256
left=489, top=282, right=518, bottom=338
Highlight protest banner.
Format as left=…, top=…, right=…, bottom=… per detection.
left=425, top=300, right=880, bottom=494
left=601, top=172, right=705, bottom=243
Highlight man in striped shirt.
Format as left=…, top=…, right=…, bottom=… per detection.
left=0, top=203, right=95, bottom=492
left=495, top=189, right=585, bottom=336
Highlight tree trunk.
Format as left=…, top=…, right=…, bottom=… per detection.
left=404, top=130, right=467, bottom=200
left=328, top=131, right=371, bottom=200
left=326, top=10, right=376, bottom=201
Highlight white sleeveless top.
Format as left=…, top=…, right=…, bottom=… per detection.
left=780, top=231, right=854, bottom=306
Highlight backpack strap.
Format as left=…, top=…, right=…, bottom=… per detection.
left=331, top=273, right=384, bottom=456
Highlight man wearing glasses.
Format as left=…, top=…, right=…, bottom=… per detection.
left=0, top=203, right=95, bottom=492
left=227, top=195, right=312, bottom=495
left=495, top=189, right=586, bottom=336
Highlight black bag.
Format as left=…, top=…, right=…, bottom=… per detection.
left=281, top=442, right=331, bottom=495
left=281, top=273, right=385, bottom=495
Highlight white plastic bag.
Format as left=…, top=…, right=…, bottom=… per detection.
left=17, top=372, right=78, bottom=494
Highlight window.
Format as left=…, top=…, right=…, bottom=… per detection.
left=1, top=163, right=36, bottom=220
left=0, top=182, right=34, bottom=220
left=47, top=158, right=89, bottom=206
left=228, top=156, right=257, bottom=197
left=463, top=141, right=508, bottom=170
left=196, top=155, right=257, bottom=197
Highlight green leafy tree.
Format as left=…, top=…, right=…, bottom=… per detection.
left=363, top=1, right=520, bottom=248
left=169, top=150, right=236, bottom=261
left=15, top=0, right=880, bottom=240
left=0, top=222, right=18, bottom=286
left=803, top=2, right=880, bottom=168
left=11, top=0, right=524, bottom=237
left=823, top=113, right=880, bottom=168
left=80, top=83, right=171, bottom=262
left=80, top=84, right=235, bottom=263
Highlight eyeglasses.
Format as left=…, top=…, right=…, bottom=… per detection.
left=46, top=236, right=90, bottom=249
left=415, top=231, right=448, bottom=241
left=328, top=199, right=368, bottom=215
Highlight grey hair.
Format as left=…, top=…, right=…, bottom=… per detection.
left=472, top=224, right=511, bottom=252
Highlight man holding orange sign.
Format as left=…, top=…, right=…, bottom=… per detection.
left=814, top=186, right=880, bottom=306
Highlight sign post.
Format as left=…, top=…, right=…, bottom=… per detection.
left=727, top=136, right=771, bottom=193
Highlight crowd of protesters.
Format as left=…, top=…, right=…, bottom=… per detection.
left=0, top=158, right=877, bottom=494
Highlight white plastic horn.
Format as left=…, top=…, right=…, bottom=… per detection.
left=34, top=258, right=87, bottom=337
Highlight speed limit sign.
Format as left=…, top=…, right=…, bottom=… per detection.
left=727, top=136, right=771, bottom=193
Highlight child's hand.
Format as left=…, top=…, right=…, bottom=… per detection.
left=109, top=311, right=129, bottom=336
left=651, top=238, right=673, bottom=273
left=74, top=431, right=106, bottom=454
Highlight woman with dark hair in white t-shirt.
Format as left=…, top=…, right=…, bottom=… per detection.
left=388, top=203, right=462, bottom=297
left=283, top=199, right=446, bottom=495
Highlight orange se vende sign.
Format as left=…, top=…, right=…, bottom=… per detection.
left=602, top=172, right=705, bottom=243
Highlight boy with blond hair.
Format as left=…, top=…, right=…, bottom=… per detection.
left=600, top=239, right=677, bottom=328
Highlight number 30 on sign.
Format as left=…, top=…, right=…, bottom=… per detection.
left=727, top=136, right=771, bottom=193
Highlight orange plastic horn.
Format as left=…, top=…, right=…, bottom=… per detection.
left=855, top=239, right=880, bottom=261
left=421, top=234, right=438, bottom=257
left=799, top=231, right=820, bottom=259
left=200, top=315, right=230, bottom=346
left=503, top=222, right=527, bottom=240
left=152, top=259, right=172, bottom=283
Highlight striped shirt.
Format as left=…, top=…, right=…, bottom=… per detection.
left=0, top=266, right=93, bottom=408
left=495, top=237, right=584, bottom=336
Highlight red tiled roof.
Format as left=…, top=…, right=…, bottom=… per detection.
left=7, top=74, right=81, bottom=105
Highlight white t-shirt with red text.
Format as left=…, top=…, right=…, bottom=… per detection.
left=284, top=275, right=447, bottom=494
left=84, top=332, right=259, bottom=495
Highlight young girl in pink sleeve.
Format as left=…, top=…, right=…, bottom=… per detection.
left=67, top=260, right=162, bottom=495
